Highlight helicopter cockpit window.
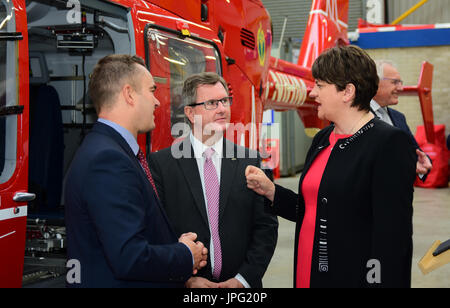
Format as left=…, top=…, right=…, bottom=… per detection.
left=0, top=0, right=18, bottom=184
left=146, top=28, right=221, bottom=136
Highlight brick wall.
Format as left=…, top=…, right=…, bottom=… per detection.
left=366, top=46, right=450, bottom=138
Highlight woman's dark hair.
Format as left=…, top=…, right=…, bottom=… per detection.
left=311, top=45, right=379, bottom=111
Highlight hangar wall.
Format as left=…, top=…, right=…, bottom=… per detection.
left=262, top=0, right=363, bottom=48
left=263, top=0, right=449, bottom=47
left=386, top=0, right=450, bottom=24
left=366, top=46, right=450, bottom=137
left=263, top=0, right=450, bottom=137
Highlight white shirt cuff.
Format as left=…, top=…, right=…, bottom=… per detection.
left=235, top=273, right=251, bottom=288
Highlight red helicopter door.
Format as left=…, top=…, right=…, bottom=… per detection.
left=0, top=0, right=32, bottom=287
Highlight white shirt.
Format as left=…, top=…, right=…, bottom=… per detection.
left=189, top=133, right=250, bottom=288
left=190, top=133, right=223, bottom=184
left=370, top=100, right=394, bottom=126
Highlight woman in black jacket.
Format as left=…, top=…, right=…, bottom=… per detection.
left=246, top=45, right=417, bottom=288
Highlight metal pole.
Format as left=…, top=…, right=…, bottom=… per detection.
left=391, top=0, right=429, bottom=25
left=274, top=16, right=288, bottom=67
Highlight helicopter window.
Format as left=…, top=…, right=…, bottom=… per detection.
left=146, top=28, right=221, bottom=136
left=0, top=0, right=17, bottom=184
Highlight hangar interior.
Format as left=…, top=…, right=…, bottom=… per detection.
left=261, top=0, right=450, bottom=288
left=10, top=0, right=449, bottom=288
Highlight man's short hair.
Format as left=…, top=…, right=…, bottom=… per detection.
left=182, top=72, right=229, bottom=107
left=312, top=45, right=379, bottom=111
left=374, top=59, right=397, bottom=79
left=89, top=54, right=146, bottom=114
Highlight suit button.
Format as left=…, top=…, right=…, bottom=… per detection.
left=321, top=198, right=328, bottom=204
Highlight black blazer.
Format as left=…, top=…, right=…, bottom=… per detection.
left=272, top=118, right=417, bottom=288
left=149, top=137, right=278, bottom=288
left=64, top=122, right=193, bottom=287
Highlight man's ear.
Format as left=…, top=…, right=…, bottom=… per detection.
left=343, top=83, right=356, bottom=104
left=122, top=84, right=135, bottom=106
left=184, top=106, right=194, bottom=125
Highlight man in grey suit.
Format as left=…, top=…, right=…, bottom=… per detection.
left=149, top=72, right=278, bottom=288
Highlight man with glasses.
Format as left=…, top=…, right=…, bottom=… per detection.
left=149, top=72, right=278, bottom=288
left=371, top=60, right=432, bottom=180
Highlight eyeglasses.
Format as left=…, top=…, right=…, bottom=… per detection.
left=382, top=77, right=403, bottom=86
left=188, top=96, right=233, bottom=110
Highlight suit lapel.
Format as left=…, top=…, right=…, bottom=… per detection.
left=92, top=122, right=136, bottom=158
left=177, top=138, right=210, bottom=226
left=93, top=122, right=176, bottom=233
left=386, top=107, right=397, bottom=126
left=219, top=139, right=239, bottom=219
left=92, top=123, right=146, bottom=179
left=177, top=137, right=239, bottom=224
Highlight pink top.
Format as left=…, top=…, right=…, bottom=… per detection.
left=296, top=131, right=351, bottom=288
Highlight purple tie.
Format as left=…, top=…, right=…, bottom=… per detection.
left=203, top=147, right=222, bottom=280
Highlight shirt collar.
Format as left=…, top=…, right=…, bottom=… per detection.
left=370, top=99, right=383, bottom=112
left=371, top=99, right=390, bottom=114
left=98, top=118, right=140, bottom=155
left=189, top=131, right=223, bottom=159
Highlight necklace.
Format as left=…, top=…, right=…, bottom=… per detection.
left=332, top=111, right=369, bottom=150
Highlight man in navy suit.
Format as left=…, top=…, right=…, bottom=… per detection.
left=64, top=55, right=207, bottom=287
left=371, top=60, right=432, bottom=180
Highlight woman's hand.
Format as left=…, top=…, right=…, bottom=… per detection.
left=245, top=165, right=275, bottom=202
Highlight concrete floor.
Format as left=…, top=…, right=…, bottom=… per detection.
left=262, top=174, right=450, bottom=288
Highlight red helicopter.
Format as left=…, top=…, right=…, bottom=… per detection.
left=0, top=0, right=433, bottom=287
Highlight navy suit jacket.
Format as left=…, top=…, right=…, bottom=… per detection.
left=369, top=107, right=431, bottom=181
left=64, top=122, right=192, bottom=287
left=387, top=107, right=420, bottom=149
left=387, top=107, right=433, bottom=181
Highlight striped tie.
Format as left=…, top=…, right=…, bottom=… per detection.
left=203, top=147, right=222, bottom=280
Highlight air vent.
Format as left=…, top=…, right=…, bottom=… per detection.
left=240, top=28, right=255, bottom=49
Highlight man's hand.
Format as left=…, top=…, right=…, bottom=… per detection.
left=179, top=232, right=208, bottom=275
left=416, top=149, right=432, bottom=175
left=185, top=276, right=219, bottom=288
left=218, top=278, right=244, bottom=288
left=245, top=165, right=275, bottom=202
